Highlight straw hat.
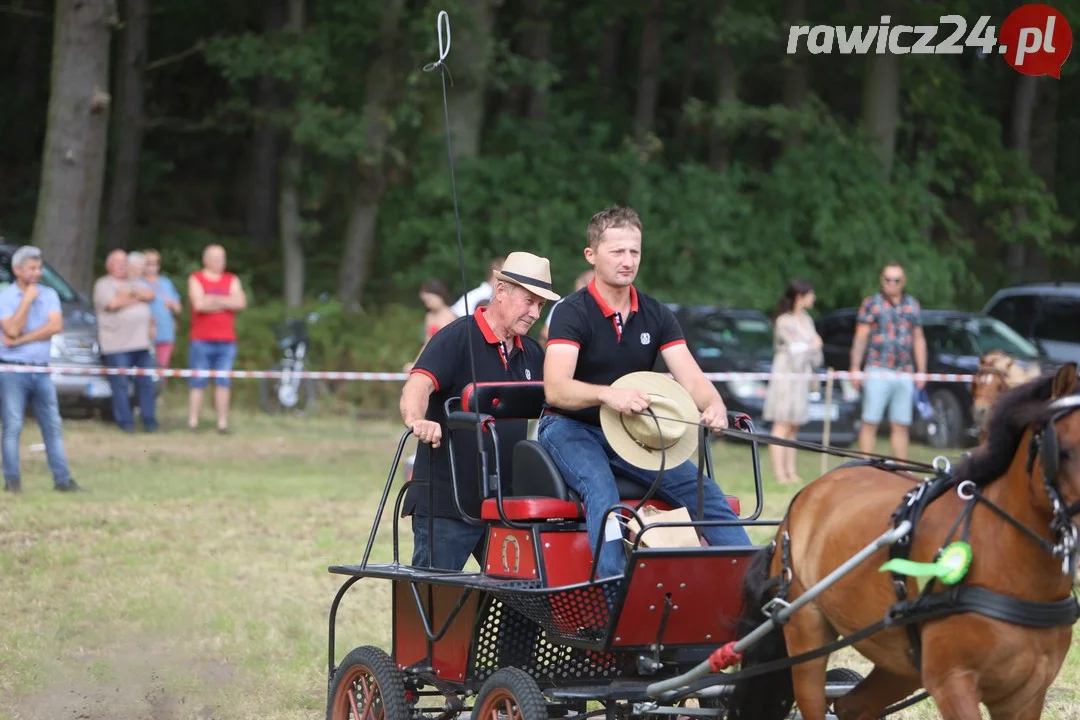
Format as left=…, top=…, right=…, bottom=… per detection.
left=493, top=252, right=561, bottom=302
left=600, top=371, right=700, bottom=471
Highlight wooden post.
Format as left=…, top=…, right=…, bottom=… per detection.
left=821, top=368, right=834, bottom=476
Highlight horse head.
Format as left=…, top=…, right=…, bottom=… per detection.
left=1039, top=362, right=1080, bottom=543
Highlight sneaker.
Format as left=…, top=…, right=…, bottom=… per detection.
left=4, top=480, right=21, bottom=494
left=55, top=481, right=85, bottom=493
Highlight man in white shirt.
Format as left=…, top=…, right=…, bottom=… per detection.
left=450, top=257, right=504, bottom=317
left=540, top=269, right=594, bottom=344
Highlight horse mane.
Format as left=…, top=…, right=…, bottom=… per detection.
left=953, top=372, right=1057, bottom=487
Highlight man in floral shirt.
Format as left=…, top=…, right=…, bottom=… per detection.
left=850, top=261, right=928, bottom=459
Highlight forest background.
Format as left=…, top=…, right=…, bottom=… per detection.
left=1, top=0, right=1077, bottom=405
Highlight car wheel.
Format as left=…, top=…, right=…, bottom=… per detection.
left=926, top=390, right=964, bottom=449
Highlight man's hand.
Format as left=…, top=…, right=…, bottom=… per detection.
left=914, top=373, right=926, bottom=391
left=2, top=334, right=17, bottom=347
left=409, top=419, right=443, bottom=448
left=600, top=387, right=651, bottom=415
left=23, top=284, right=39, bottom=303
left=700, top=400, right=729, bottom=433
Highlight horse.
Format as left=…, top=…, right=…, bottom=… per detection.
left=972, top=351, right=1041, bottom=443
left=726, top=361, right=1080, bottom=720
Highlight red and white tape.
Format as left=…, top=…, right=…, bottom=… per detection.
left=0, top=365, right=979, bottom=383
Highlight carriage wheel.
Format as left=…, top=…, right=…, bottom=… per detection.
left=471, top=668, right=548, bottom=720
left=825, top=668, right=864, bottom=713
left=327, top=646, right=410, bottom=720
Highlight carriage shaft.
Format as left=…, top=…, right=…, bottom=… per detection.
left=645, top=520, right=913, bottom=697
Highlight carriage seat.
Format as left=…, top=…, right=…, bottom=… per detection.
left=453, top=381, right=740, bottom=523
left=479, top=439, right=741, bottom=522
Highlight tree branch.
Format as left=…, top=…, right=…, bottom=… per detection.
left=146, top=41, right=204, bottom=72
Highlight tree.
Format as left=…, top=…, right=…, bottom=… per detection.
left=32, top=0, right=117, bottom=291
left=104, top=0, right=148, bottom=252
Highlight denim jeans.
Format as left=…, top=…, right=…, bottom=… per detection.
left=102, top=349, right=157, bottom=431
left=0, top=371, right=73, bottom=486
left=538, top=413, right=752, bottom=579
left=410, top=515, right=487, bottom=571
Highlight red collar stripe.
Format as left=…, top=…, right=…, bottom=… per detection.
left=474, top=307, right=524, bottom=350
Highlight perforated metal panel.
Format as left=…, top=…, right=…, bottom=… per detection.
left=469, top=595, right=629, bottom=684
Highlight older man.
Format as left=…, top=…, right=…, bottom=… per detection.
left=187, top=244, right=246, bottom=433
left=93, top=249, right=158, bottom=433
left=0, top=246, right=81, bottom=492
left=400, top=252, right=559, bottom=570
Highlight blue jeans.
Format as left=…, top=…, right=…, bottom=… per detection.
left=102, top=350, right=158, bottom=431
left=0, top=371, right=73, bottom=486
left=538, top=413, right=752, bottom=579
left=188, top=341, right=237, bottom=388
left=410, top=515, right=487, bottom=571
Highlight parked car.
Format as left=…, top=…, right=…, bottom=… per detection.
left=816, top=308, right=1049, bottom=449
left=0, top=240, right=158, bottom=418
left=656, top=304, right=861, bottom=447
left=982, top=282, right=1080, bottom=365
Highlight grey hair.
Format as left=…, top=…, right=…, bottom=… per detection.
left=11, top=245, right=42, bottom=269
left=127, top=251, right=146, bottom=264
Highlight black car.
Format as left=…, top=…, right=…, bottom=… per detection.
left=656, top=305, right=861, bottom=446
left=816, top=308, right=1049, bottom=449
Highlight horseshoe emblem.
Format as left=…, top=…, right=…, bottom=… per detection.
left=501, top=533, right=521, bottom=574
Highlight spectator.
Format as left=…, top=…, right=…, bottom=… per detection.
left=539, top=269, right=594, bottom=345
left=762, top=278, right=823, bottom=485
left=142, top=249, right=182, bottom=372
left=93, top=250, right=159, bottom=433
left=0, top=246, right=81, bottom=492
left=850, top=261, right=928, bottom=459
left=188, top=244, right=246, bottom=434
left=449, top=257, right=505, bottom=317
left=403, top=278, right=457, bottom=373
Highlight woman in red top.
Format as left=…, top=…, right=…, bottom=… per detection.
left=402, top=278, right=455, bottom=372
left=187, top=244, right=247, bottom=433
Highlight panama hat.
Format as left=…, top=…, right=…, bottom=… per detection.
left=600, top=371, right=701, bottom=472
left=493, top=252, right=561, bottom=302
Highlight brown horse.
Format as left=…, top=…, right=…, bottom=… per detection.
left=727, top=362, right=1080, bottom=720
left=972, top=351, right=1041, bottom=443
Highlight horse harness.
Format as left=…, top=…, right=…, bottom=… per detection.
left=763, top=393, right=1080, bottom=673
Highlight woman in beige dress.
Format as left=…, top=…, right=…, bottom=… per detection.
left=763, top=278, right=823, bottom=485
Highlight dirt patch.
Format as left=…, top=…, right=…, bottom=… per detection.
left=7, top=639, right=239, bottom=720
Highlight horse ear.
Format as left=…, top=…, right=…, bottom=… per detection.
left=1051, top=362, right=1079, bottom=399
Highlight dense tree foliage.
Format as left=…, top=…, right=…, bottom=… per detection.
left=1, top=0, right=1077, bottom=326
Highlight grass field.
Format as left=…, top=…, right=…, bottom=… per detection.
left=1, top=397, right=1078, bottom=720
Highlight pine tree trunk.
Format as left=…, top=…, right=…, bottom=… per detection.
left=32, top=0, right=117, bottom=293
left=1008, top=74, right=1039, bottom=282
left=280, top=0, right=305, bottom=308
left=523, top=0, right=552, bottom=122
left=444, top=0, right=495, bottom=162
left=245, top=0, right=286, bottom=247
left=104, top=0, right=148, bottom=252
left=634, top=0, right=665, bottom=139
left=335, top=0, right=407, bottom=308
left=781, top=0, right=808, bottom=147
left=709, top=0, right=737, bottom=172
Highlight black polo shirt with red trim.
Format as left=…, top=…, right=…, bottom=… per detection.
left=545, top=278, right=685, bottom=426
left=404, top=307, right=545, bottom=519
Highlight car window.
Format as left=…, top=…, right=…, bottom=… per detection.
left=0, top=252, right=79, bottom=302
left=821, top=314, right=855, bottom=348
left=1034, top=297, right=1080, bottom=344
left=923, top=323, right=977, bottom=356
left=986, top=294, right=1036, bottom=337
left=686, top=313, right=774, bottom=361
left=946, top=317, right=1040, bottom=360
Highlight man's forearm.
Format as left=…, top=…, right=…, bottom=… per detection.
left=3, top=299, right=33, bottom=338
left=686, top=374, right=722, bottom=412
left=400, top=381, right=432, bottom=426
left=13, top=322, right=60, bottom=346
left=915, top=340, right=927, bottom=374
left=544, top=378, right=608, bottom=411
left=850, top=338, right=867, bottom=371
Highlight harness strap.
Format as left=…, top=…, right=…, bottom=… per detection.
left=969, top=487, right=1057, bottom=555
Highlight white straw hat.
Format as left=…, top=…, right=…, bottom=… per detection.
left=493, top=252, right=561, bottom=302
left=600, top=371, right=700, bottom=471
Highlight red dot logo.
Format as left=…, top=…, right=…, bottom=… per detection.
left=999, top=4, right=1073, bottom=78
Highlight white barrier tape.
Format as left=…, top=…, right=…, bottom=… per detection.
left=0, top=364, right=978, bottom=383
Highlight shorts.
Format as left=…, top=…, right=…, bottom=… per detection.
left=188, top=340, right=237, bottom=388
left=861, top=370, right=914, bottom=426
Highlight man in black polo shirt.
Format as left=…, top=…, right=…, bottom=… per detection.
left=540, top=206, right=752, bottom=579
left=400, top=252, right=559, bottom=570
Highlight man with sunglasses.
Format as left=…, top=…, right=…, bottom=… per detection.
left=850, top=261, right=927, bottom=459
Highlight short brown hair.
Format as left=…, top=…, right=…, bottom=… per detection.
left=587, top=206, right=642, bottom=249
